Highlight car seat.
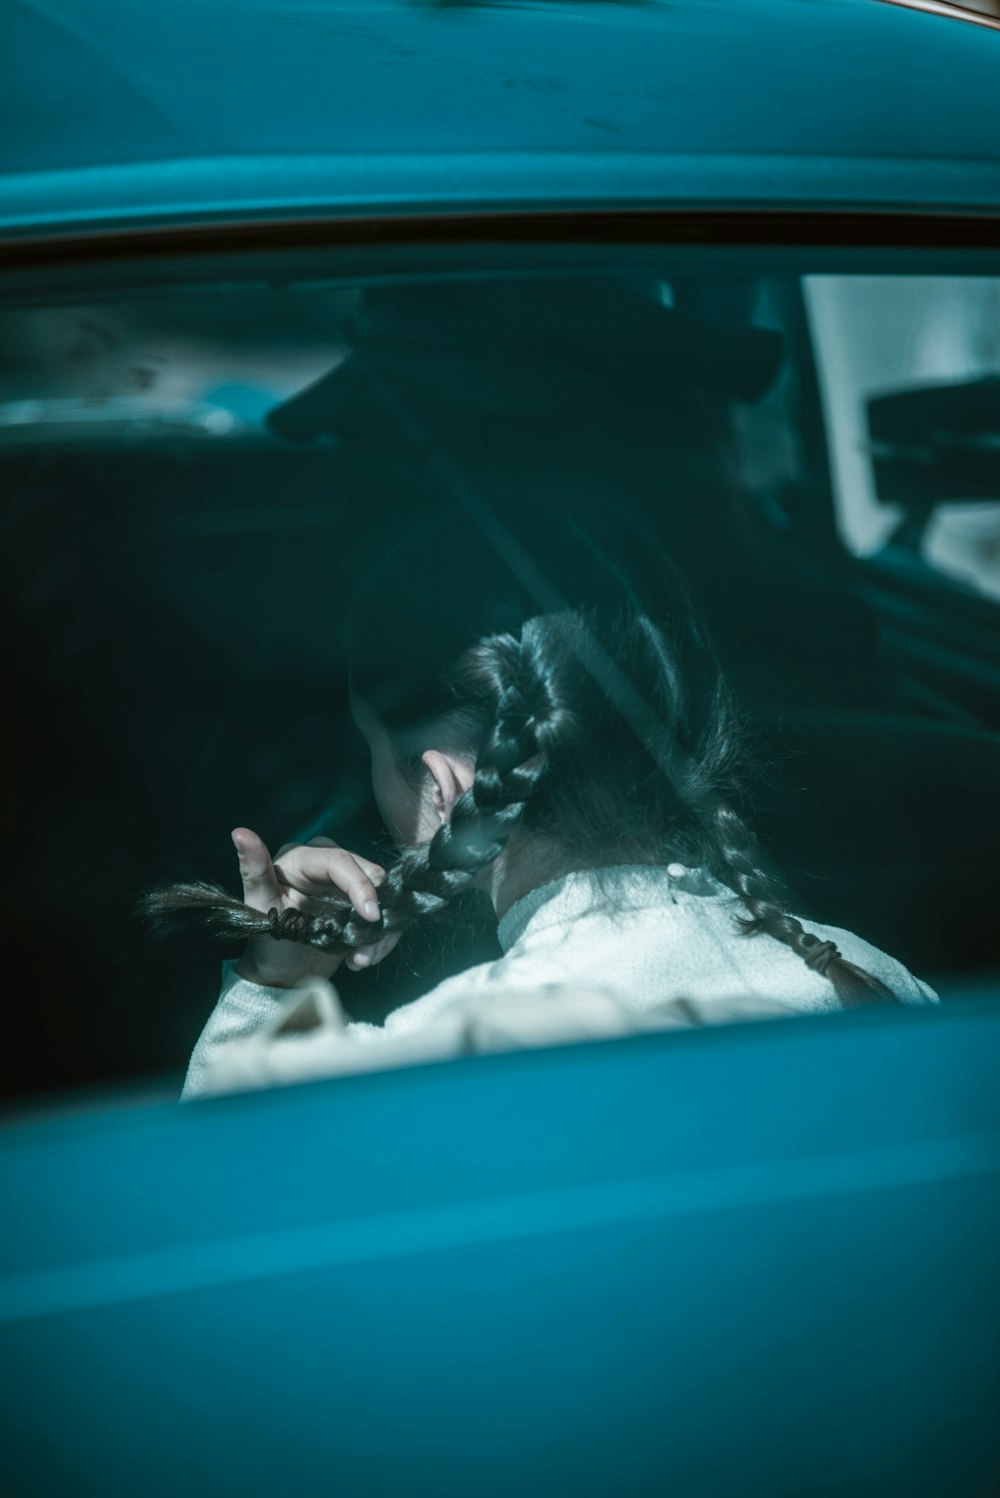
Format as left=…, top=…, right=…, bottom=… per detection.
left=757, top=712, right=1000, bottom=984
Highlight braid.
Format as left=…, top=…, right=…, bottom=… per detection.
left=141, top=627, right=567, bottom=958
left=337, top=626, right=568, bottom=940
left=709, top=800, right=900, bottom=1008
left=624, top=611, right=901, bottom=1009
left=140, top=514, right=903, bottom=1014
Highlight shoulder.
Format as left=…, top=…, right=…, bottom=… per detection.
left=374, top=934, right=599, bottom=1038
left=698, top=873, right=938, bottom=1007
left=377, top=957, right=516, bottom=1039
left=805, top=919, right=938, bottom=1005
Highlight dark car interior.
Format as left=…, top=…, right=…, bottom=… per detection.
left=2, top=255, right=998, bottom=1107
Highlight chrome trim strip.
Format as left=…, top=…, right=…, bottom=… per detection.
left=877, top=0, right=1000, bottom=33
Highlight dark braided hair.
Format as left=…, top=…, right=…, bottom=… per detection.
left=708, top=801, right=896, bottom=1006
left=144, top=618, right=572, bottom=957
left=142, top=502, right=899, bottom=1007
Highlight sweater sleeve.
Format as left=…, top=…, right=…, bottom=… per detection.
left=181, top=960, right=289, bottom=1100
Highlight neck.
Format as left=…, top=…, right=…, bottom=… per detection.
left=483, top=837, right=578, bottom=922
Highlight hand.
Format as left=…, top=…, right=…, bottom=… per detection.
left=230, top=827, right=400, bottom=989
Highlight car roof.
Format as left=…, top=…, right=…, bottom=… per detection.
left=1, top=0, right=999, bottom=242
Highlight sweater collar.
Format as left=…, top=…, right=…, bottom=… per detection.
left=496, top=863, right=725, bottom=953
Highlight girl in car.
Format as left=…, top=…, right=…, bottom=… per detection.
left=149, top=502, right=935, bottom=1096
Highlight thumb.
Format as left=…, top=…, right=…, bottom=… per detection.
left=231, top=827, right=281, bottom=913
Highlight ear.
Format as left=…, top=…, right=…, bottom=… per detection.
left=421, top=750, right=475, bottom=824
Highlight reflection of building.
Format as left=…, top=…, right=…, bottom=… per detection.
left=806, top=277, right=1000, bottom=604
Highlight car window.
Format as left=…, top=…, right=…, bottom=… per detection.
left=805, top=274, right=1000, bottom=603
left=1, top=251, right=996, bottom=1111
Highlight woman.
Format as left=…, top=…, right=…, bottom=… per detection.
left=150, top=502, right=935, bottom=1097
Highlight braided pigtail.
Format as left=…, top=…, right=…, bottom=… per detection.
left=141, top=624, right=571, bottom=957
left=709, top=800, right=900, bottom=1007
left=616, top=599, right=902, bottom=1009
left=361, top=625, right=574, bottom=928
left=142, top=487, right=905, bottom=1011
left=138, top=878, right=374, bottom=954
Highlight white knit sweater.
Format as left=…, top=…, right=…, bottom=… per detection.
left=182, top=864, right=937, bottom=1098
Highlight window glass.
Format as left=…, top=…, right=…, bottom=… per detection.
left=805, top=275, right=1000, bottom=602
left=1, top=256, right=996, bottom=1109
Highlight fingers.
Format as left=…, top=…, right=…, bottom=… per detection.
left=309, top=838, right=387, bottom=889
left=231, top=827, right=282, bottom=914
left=273, top=841, right=387, bottom=924
left=352, top=855, right=388, bottom=887
left=250, top=832, right=399, bottom=970
left=345, top=930, right=402, bottom=972
left=277, top=837, right=386, bottom=888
